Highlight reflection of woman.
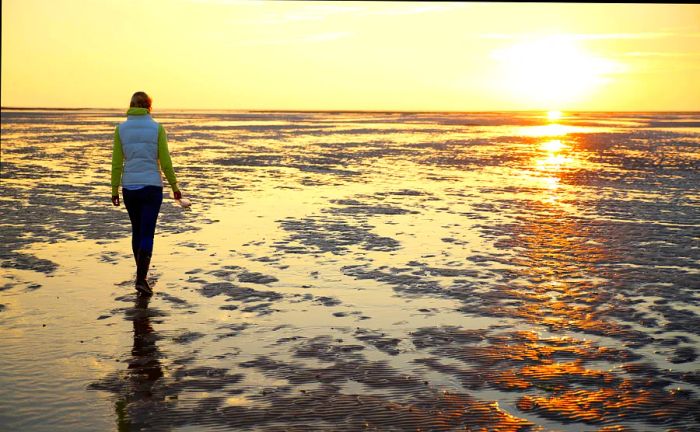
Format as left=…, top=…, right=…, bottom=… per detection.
left=111, top=92, right=182, bottom=295
left=115, top=295, right=164, bottom=430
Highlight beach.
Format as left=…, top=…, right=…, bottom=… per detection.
left=1, top=109, right=699, bottom=431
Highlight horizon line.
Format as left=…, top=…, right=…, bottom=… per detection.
left=2, top=106, right=699, bottom=114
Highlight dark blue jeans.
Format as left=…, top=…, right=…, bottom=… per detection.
left=123, top=186, right=163, bottom=257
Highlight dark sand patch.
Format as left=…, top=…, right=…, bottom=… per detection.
left=156, top=292, right=192, bottom=308
left=198, top=282, right=283, bottom=302
left=0, top=252, right=57, bottom=274
left=240, top=302, right=278, bottom=315
left=314, top=296, right=342, bottom=307
left=276, top=216, right=401, bottom=255
left=237, top=271, right=279, bottom=284
left=354, top=328, right=403, bottom=356
left=172, top=331, right=206, bottom=344
left=668, top=346, right=698, bottom=364
left=215, top=323, right=250, bottom=340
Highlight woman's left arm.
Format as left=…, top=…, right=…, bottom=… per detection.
left=111, top=126, right=124, bottom=205
left=157, top=125, right=180, bottom=196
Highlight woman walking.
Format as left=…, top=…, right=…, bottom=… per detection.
left=111, top=91, right=182, bottom=295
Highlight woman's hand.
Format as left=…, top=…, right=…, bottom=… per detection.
left=112, top=195, right=120, bottom=206
left=174, top=190, right=182, bottom=200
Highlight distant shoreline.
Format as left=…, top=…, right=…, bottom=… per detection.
left=1, top=107, right=99, bottom=111
left=2, top=106, right=698, bottom=114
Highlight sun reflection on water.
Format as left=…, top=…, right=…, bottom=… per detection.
left=539, top=139, right=567, bottom=153
left=542, top=176, right=560, bottom=191
left=523, top=112, right=585, bottom=203
left=521, top=123, right=581, bottom=137
left=531, top=113, right=578, bottom=192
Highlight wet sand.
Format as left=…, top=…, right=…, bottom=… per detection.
left=1, top=109, right=699, bottom=431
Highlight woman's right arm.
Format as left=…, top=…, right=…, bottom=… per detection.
left=111, top=126, right=124, bottom=204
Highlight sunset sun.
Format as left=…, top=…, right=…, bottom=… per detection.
left=547, top=110, right=563, bottom=121
left=492, top=35, right=623, bottom=109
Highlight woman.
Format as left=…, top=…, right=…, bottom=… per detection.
left=111, top=91, right=182, bottom=295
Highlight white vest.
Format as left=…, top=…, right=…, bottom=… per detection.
left=118, top=114, right=163, bottom=187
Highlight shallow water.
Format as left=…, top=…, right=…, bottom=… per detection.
left=1, top=109, right=699, bottom=431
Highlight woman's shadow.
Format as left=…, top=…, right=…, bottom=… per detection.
left=114, top=293, right=166, bottom=431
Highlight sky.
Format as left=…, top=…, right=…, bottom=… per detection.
left=2, top=0, right=699, bottom=111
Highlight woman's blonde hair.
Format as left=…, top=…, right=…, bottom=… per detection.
left=130, top=91, right=152, bottom=111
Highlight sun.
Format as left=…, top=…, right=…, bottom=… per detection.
left=547, top=110, right=563, bottom=121
left=491, top=35, right=621, bottom=108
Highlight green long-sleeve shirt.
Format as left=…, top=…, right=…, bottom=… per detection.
left=111, top=108, right=179, bottom=195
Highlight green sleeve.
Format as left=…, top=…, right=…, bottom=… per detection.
left=157, top=124, right=179, bottom=192
left=111, top=126, right=123, bottom=196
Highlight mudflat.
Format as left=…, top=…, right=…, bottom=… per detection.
left=1, top=109, right=699, bottom=431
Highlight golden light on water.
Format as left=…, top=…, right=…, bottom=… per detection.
left=536, top=154, right=574, bottom=170
left=540, top=139, right=568, bottom=153
left=530, top=112, right=576, bottom=194
left=547, top=110, right=563, bottom=121
left=534, top=137, right=575, bottom=172
left=542, top=176, right=560, bottom=190
left=521, top=124, right=582, bottom=137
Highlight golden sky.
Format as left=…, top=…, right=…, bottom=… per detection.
left=2, top=1, right=699, bottom=111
